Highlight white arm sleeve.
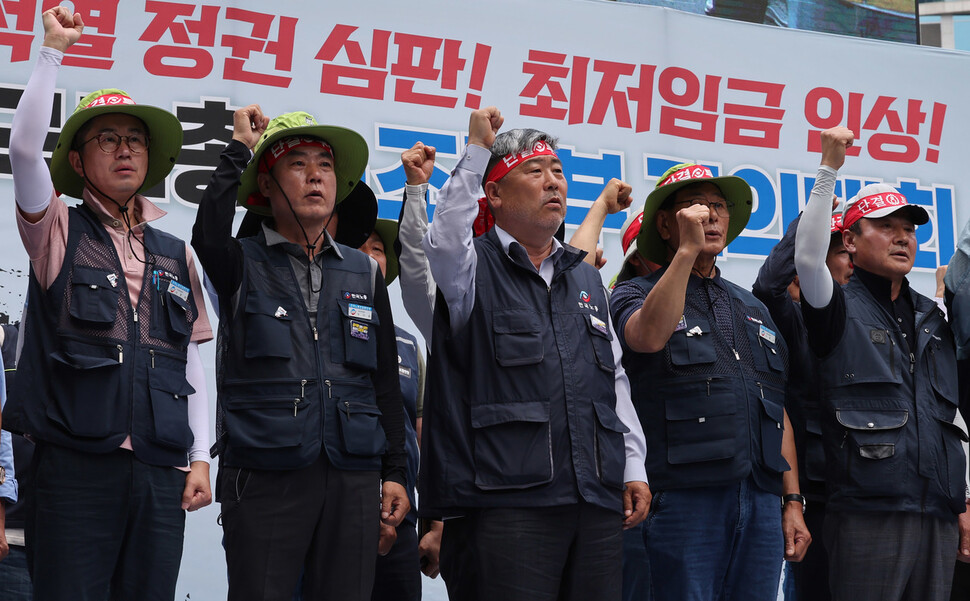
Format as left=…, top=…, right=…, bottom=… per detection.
left=794, top=166, right=838, bottom=308
left=399, top=183, right=437, bottom=344
left=185, top=342, right=210, bottom=464
left=10, top=46, right=62, bottom=214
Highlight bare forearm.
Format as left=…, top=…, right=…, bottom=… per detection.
left=781, top=410, right=800, bottom=495
left=623, top=248, right=695, bottom=353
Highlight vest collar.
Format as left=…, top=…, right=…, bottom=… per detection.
left=260, top=221, right=343, bottom=261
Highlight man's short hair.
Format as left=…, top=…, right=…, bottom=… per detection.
left=482, top=128, right=559, bottom=188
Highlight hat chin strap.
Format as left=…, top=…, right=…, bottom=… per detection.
left=267, top=167, right=335, bottom=302
left=77, top=153, right=154, bottom=267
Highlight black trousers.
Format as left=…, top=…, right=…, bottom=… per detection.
left=371, top=521, right=421, bottom=601
left=26, top=443, right=186, bottom=601
left=219, top=453, right=380, bottom=601
left=441, top=503, right=623, bottom=601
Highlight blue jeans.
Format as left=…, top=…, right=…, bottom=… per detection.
left=644, top=478, right=782, bottom=601
left=0, top=545, right=32, bottom=600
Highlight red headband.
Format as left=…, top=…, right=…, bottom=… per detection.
left=473, top=197, right=494, bottom=237
left=659, top=164, right=714, bottom=187
left=258, top=136, right=333, bottom=174
left=842, top=191, right=909, bottom=230
left=484, top=140, right=558, bottom=184
left=84, top=92, right=136, bottom=108
left=622, top=213, right=644, bottom=253
left=830, top=212, right=843, bottom=233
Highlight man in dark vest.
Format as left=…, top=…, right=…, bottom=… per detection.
left=5, top=7, right=213, bottom=601
left=192, top=105, right=408, bottom=601
left=794, top=126, right=968, bottom=601
left=419, top=106, right=650, bottom=601
left=610, top=162, right=810, bottom=601
left=753, top=200, right=853, bottom=601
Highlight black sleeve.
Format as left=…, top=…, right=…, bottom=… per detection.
left=753, top=214, right=801, bottom=348
left=371, top=270, right=407, bottom=486
left=190, top=139, right=250, bottom=305
left=800, top=281, right=847, bottom=358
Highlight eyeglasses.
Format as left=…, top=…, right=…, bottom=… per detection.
left=670, top=198, right=734, bottom=218
left=81, top=132, right=150, bottom=155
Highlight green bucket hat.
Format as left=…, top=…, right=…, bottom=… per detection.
left=51, top=89, right=183, bottom=199
left=636, top=163, right=753, bottom=265
left=238, top=111, right=369, bottom=216
left=371, top=219, right=400, bottom=286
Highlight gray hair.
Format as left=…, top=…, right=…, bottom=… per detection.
left=482, top=128, right=559, bottom=187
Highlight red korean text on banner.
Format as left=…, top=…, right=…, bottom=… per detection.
left=0, top=0, right=36, bottom=62
left=221, top=7, right=296, bottom=88
left=805, top=88, right=948, bottom=164
left=41, top=0, right=118, bottom=69
left=140, top=0, right=219, bottom=79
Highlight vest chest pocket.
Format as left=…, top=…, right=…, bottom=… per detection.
left=243, top=292, right=293, bottom=359
left=836, top=408, right=908, bottom=496
left=151, top=281, right=193, bottom=346
left=330, top=380, right=387, bottom=458
left=928, top=339, right=959, bottom=408
left=471, top=400, right=553, bottom=490
left=745, top=319, right=784, bottom=374
left=592, top=398, right=629, bottom=489
left=803, top=418, right=827, bottom=483
left=757, top=384, right=789, bottom=473
left=148, top=362, right=195, bottom=450
left=492, top=310, right=543, bottom=367
left=664, top=378, right=737, bottom=464
left=585, top=316, right=615, bottom=372
left=47, top=344, right=123, bottom=438
left=69, top=266, right=120, bottom=325
left=668, top=318, right=716, bottom=366
left=224, top=386, right=311, bottom=450
left=331, top=300, right=379, bottom=372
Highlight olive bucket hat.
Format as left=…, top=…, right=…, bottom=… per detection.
left=238, top=111, right=369, bottom=216
left=636, top=163, right=753, bottom=265
left=51, top=88, right=183, bottom=199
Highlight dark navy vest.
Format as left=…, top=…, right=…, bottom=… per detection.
left=419, top=230, right=629, bottom=516
left=617, top=269, right=790, bottom=495
left=7, top=204, right=197, bottom=467
left=819, top=277, right=965, bottom=519
left=215, top=232, right=386, bottom=472
left=396, top=325, right=420, bottom=525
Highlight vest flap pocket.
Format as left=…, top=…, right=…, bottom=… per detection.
left=492, top=310, right=543, bottom=367
left=939, top=418, right=969, bottom=512
left=585, top=316, right=616, bottom=372
left=592, top=399, right=630, bottom=434
left=668, top=318, right=716, bottom=366
left=69, top=265, right=120, bottom=324
left=940, top=419, right=970, bottom=443
left=592, top=399, right=628, bottom=490
left=470, top=400, right=550, bottom=428
left=148, top=367, right=194, bottom=450
left=758, top=387, right=789, bottom=473
left=664, top=384, right=737, bottom=465
left=929, top=339, right=959, bottom=406
left=803, top=418, right=826, bottom=482
left=332, top=302, right=379, bottom=372
left=153, top=287, right=193, bottom=342
left=48, top=344, right=123, bottom=438
left=836, top=409, right=909, bottom=431
left=244, top=291, right=293, bottom=359
left=225, top=395, right=306, bottom=449
left=471, top=400, right=553, bottom=490
left=332, top=381, right=387, bottom=458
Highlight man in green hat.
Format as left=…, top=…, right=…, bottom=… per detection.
left=6, top=7, right=213, bottom=601
left=192, top=105, right=408, bottom=601
left=609, top=163, right=810, bottom=601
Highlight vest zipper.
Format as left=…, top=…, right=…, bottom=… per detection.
left=706, top=377, right=712, bottom=396
left=313, top=326, right=319, bottom=341
left=150, top=349, right=155, bottom=369
left=909, top=352, right=916, bottom=374
left=756, top=382, right=764, bottom=398
left=117, top=344, right=124, bottom=364
left=889, top=337, right=895, bottom=377
left=132, top=305, right=138, bottom=322
left=732, top=348, right=740, bottom=361
left=295, top=379, right=307, bottom=417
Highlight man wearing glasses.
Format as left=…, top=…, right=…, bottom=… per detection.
left=610, top=164, right=810, bottom=601
left=5, top=8, right=213, bottom=600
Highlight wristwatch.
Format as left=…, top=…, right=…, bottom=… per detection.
left=782, top=493, right=806, bottom=514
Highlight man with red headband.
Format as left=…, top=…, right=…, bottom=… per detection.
left=5, top=7, right=213, bottom=601
left=794, top=127, right=967, bottom=601
left=418, top=107, right=649, bottom=601
left=610, top=160, right=809, bottom=601
left=192, top=106, right=408, bottom=601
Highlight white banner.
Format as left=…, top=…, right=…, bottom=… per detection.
left=1, top=1, right=967, bottom=597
